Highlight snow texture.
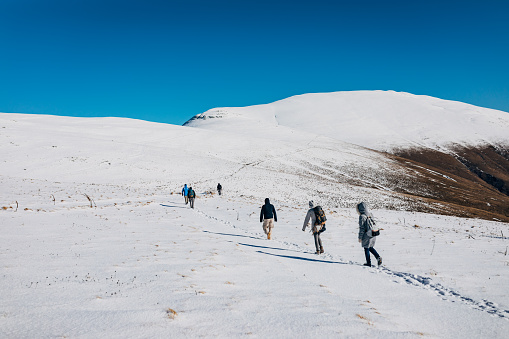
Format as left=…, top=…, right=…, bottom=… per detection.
left=1, top=91, right=509, bottom=338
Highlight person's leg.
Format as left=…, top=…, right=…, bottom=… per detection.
left=317, top=233, right=323, bottom=253
left=314, top=233, right=320, bottom=253
left=364, top=247, right=372, bottom=266
left=267, top=219, right=274, bottom=239
left=369, top=247, right=382, bottom=265
left=262, top=219, right=270, bottom=235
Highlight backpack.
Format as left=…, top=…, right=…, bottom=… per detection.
left=365, top=216, right=380, bottom=237
left=188, top=190, right=195, bottom=199
left=313, top=206, right=326, bottom=225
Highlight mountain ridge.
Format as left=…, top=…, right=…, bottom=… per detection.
left=185, top=90, right=509, bottom=152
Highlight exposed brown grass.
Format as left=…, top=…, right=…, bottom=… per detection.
left=166, top=308, right=177, bottom=319
left=392, top=145, right=509, bottom=222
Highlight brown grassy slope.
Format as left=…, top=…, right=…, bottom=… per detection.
left=392, top=145, right=509, bottom=222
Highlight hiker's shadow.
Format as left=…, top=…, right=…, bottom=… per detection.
left=257, top=250, right=347, bottom=265
left=160, top=204, right=187, bottom=209
left=237, top=242, right=303, bottom=254
left=203, top=230, right=261, bottom=241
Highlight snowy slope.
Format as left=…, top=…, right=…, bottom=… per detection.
left=0, top=113, right=433, bottom=212
left=185, top=90, right=509, bottom=152
left=1, top=112, right=509, bottom=337
left=1, top=176, right=509, bottom=337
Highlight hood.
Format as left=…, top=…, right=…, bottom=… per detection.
left=265, top=198, right=270, bottom=204
left=357, top=202, right=368, bottom=214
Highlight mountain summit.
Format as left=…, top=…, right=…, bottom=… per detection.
left=185, top=90, right=509, bottom=152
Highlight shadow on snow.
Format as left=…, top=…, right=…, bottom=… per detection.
left=203, top=230, right=261, bottom=241
left=257, top=250, right=347, bottom=265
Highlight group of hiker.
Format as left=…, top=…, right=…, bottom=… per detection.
left=260, top=198, right=382, bottom=266
left=181, top=183, right=222, bottom=209
left=181, top=183, right=382, bottom=267
left=181, top=184, right=196, bottom=209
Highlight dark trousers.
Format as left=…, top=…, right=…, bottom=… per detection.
left=364, top=247, right=380, bottom=265
left=313, top=232, right=323, bottom=252
left=189, top=198, right=195, bottom=209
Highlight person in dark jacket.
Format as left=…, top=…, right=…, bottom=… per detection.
left=187, top=187, right=196, bottom=209
left=217, top=183, right=222, bottom=196
left=357, top=202, right=382, bottom=266
left=260, top=198, right=277, bottom=239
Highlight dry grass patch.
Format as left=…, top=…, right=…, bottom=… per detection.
left=166, top=308, right=178, bottom=319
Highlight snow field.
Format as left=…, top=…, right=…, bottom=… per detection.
left=2, top=186, right=508, bottom=338
left=1, top=107, right=509, bottom=338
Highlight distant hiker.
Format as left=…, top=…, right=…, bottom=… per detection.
left=357, top=202, right=382, bottom=267
left=260, top=198, right=277, bottom=240
left=217, top=183, right=222, bottom=196
left=188, top=187, right=196, bottom=209
left=182, top=184, right=189, bottom=205
left=302, top=201, right=326, bottom=254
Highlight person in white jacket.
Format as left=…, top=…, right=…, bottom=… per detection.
left=302, top=200, right=325, bottom=254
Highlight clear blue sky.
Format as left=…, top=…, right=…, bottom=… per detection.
left=1, top=0, right=508, bottom=125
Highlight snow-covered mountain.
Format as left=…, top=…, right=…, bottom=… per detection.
left=185, top=90, right=509, bottom=221
left=185, top=90, right=509, bottom=152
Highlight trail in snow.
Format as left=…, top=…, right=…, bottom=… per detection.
left=192, top=201, right=509, bottom=320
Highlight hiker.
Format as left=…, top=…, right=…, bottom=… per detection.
left=302, top=201, right=326, bottom=254
left=188, top=187, right=196, bottom=209
left=357, top=202, right=382, bottom=267
left=217, top=183, right=222, bottom=196
left=260, top=198, right=277, bottom=239
left=182, top=184, right=189, bottom=205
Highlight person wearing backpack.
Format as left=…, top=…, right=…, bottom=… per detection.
left=302, top=201, right=326, bottom=254
left=357, top=202, right=382, bottom=267
left=187, top=187, right=196, bottom=209
left=182, top=184, right=189, bottom=205
left=217, top=183, right=222, bottom=196
left=260, top=198, right=277, bottom=239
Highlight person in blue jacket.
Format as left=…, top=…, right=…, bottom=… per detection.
left=182, top=184, right=189, bottom=204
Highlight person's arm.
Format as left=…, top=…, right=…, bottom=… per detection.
left=302, top=210, right=311, bottom=231
left=358, top=215, right=366, bottom=241
left=260, top=206, right=264, bottom=222
left=273, top=205, right=277, bottom=222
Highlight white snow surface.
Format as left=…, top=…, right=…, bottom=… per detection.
left=185, top=90, right=509, bottom=152
left=1, top=112, right=509, bottom=338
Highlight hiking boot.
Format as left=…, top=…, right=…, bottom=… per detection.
left=377, top=257, right=382, bottom=266
left=267, top=231, right=271, bottom=240
left=320, top=246, right=324, bottom=254
left=363, top=263, right=372, bottom=267
left=315, top=250, right=320, bottom=255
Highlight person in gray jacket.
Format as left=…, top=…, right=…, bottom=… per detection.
left=302, top=200, right=325, bottom=254
left=357, top=202, right=382, bottom=266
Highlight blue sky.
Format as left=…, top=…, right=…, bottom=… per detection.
left=1, top=0, right=508, bottom=125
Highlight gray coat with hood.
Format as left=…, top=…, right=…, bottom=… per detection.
left=357, top=202, right=376, bottom=248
